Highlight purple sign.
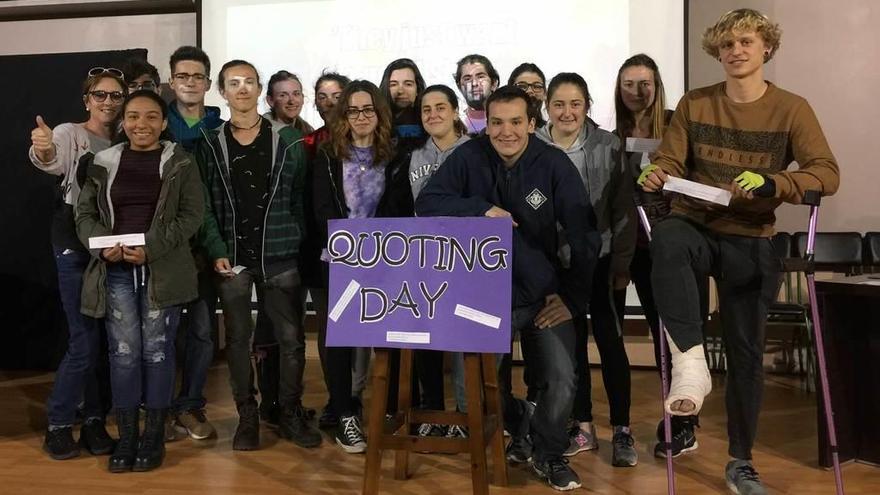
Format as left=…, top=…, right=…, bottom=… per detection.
left=326, top=217, right=512, bottom=353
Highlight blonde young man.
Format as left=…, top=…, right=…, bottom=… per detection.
left=638, top=9, right=839, bottom=494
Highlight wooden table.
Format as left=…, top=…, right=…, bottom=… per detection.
left=815, top=274, right=880, bottom=467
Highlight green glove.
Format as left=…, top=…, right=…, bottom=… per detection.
left=637, top=164, right=660, bottom=187
left=734, top=171, right=776, bottom=197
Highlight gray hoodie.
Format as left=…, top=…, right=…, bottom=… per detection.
left=408, top=134, right=470, bottom=200
left=536, top=121, right=635, bottom=277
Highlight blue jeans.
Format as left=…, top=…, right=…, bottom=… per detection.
left=46, top=248, right=104, bottom=427
left=451, top=351, right=505, bottom=413
left=173, top=270, right=216, bottom=413
left=502, top=303, right=577, bottom=463
left=105, top=264, right=180, bottom=409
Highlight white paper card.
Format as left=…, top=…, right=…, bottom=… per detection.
left=454, top=304, right=502, bottom=329
left=88, top=233, right=145, bottom=249
left=626, top=137, right=661, bottom=153
left=386, top=331, right=430, bottom=344
left=329, top=279, right=361, bottom=322
left=663, top=176, right=732, bottom=207
left=231, top=265, right=247, bottom=275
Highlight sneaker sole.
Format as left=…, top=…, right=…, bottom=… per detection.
left=654, top=440, right=699, bottom=459
left=335, top=437, right=366, bottom=454
left=612, top=457, right=638, bottom=467
left=80, top=438, right=115, bottom=456
left=532, top=465, right=582, bottom=491
left=726, top=480, right=741, bottom=494
left=280, top=432, right=322, bottom=449
left=174, top=424, right=214, bottom=441
left=43, top=444, right=81, bottom=461
left=562, top=444, right=598, bottom=457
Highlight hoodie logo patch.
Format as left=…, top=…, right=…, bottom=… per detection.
left=526, top=188, right=547, bottom=210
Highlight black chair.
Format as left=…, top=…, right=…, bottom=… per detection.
left=864, top=232, right=880, bottom=272
left=765, top=232, right=812, bottom=380
left=792, top=232, right=864, bottom=274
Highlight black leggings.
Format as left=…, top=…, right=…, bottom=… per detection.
left=572, top=255, right=631, bottom=426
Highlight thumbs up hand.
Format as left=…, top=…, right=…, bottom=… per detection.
left=31, top=115, right=56, bottom=163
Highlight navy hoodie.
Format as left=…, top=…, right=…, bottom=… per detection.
left=416, top=134, right=600, bottom=317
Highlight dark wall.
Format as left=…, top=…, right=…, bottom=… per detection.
left=0, top=48, right=146, bottom=370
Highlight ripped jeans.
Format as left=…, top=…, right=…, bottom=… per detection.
left=105, top=263, right=180, bottom=410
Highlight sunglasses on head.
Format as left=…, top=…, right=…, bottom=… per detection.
left=88, top=90, right=125, bottom=103
left=88, top=67, right=125, bottom=79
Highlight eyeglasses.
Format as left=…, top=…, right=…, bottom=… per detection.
left=345, top=107, right=376, bottom=120
left=515, top=82, right=545, bottom=93
left=88, top=67, right=124, bottom=79
left=173, top=72, right=208, bottom=83
left=128, top=81, right=157, bottom=91
left=88, top=90, right=125, bottom=103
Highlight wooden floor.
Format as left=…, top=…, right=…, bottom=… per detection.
left=1, top=359, right=878, bottom=494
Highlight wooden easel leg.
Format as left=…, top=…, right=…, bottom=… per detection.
left=363, top=349, right=390, bottom=495
left=482, top=353, right=508, bottom=486
left=464, top=352, right=490, bottom=495
left=394, top=348, right=413, bottom=480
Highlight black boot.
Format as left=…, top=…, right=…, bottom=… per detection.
left=43, top=426, right=80, bottom=460
left=278, top=402, right=322, bottom=448
left=233, top=398, right=260, bottom=451
left=80, top=418, right=116, bottom=455
left=108, top=408, right=139, bottom=473
left=133, top=408, right=167, bottom=472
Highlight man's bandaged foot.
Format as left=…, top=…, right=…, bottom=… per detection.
left=665, top=335, right=711, bottom=416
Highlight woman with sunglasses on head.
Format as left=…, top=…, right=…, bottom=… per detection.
left=312, top=80, right=413, bottom=453
left=535, top=72, right=639, bottom=467
left=29, top=67, right=126, bottom=461
left=76, top=90, right=203, bottom=473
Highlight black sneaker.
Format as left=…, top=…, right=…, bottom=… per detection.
left=417, top=423, right=446, bottom=437
left=259, top=400, right=280, bottom=428
left=318, top=403, right=339, bottom=429
left=278, top=403, right=322, bottom=448
left=505, top=435, right=533, bottom=464
left=233, top=399, right=260, bottom=451
left=445, top=424, right=469, bottom=439
left=611, top=426, right=638, bottom=467
left=80, top=418, right=115, bottom=455
left=43, top=427, right=80, bottom=460
left=335, top=415, right=367, bottom=454
left=654, top=416, right=699, bottom=458
left=725, top=459, right=768, bottom=495
left=533, top=457, right=582, bottom=491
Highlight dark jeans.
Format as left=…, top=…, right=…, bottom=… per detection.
left=572, top=255, right=631, bottom=426
left=105, top=264, right=180, bottom=409
left=630, top=243, right=664, bottom=369
left=217, top=268, right=305, bottom=406
left=173, top=270, right=216, bottom=413
left=651, top=216, right=780, bottom=460
left=46, top=249, right=105, bottom=426
left=503, top=303, right=577, bottom=463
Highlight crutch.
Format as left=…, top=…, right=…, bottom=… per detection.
left=797, top=190, right=846, bottom=494
left=633, top=193, right=675, bottom=495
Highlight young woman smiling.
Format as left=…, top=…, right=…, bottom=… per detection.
left=76, top=90, right=204, bottom=473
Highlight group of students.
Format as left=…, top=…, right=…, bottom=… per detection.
left=29, top=8, right=839, bottom=494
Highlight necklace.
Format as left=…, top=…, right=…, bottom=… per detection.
left=351, top=146, right=373, bottom=171
left=230, top=116, right=262, bottom=130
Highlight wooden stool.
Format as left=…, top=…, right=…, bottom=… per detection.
left=363, top=348, right=508, bottom=495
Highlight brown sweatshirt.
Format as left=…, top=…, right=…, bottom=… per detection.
left=653, top=82, right=839, bottom=237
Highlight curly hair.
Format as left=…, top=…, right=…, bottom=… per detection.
left=328, top=80, right=394, bottom=165
left=702, top=8, right=782, bottom=62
